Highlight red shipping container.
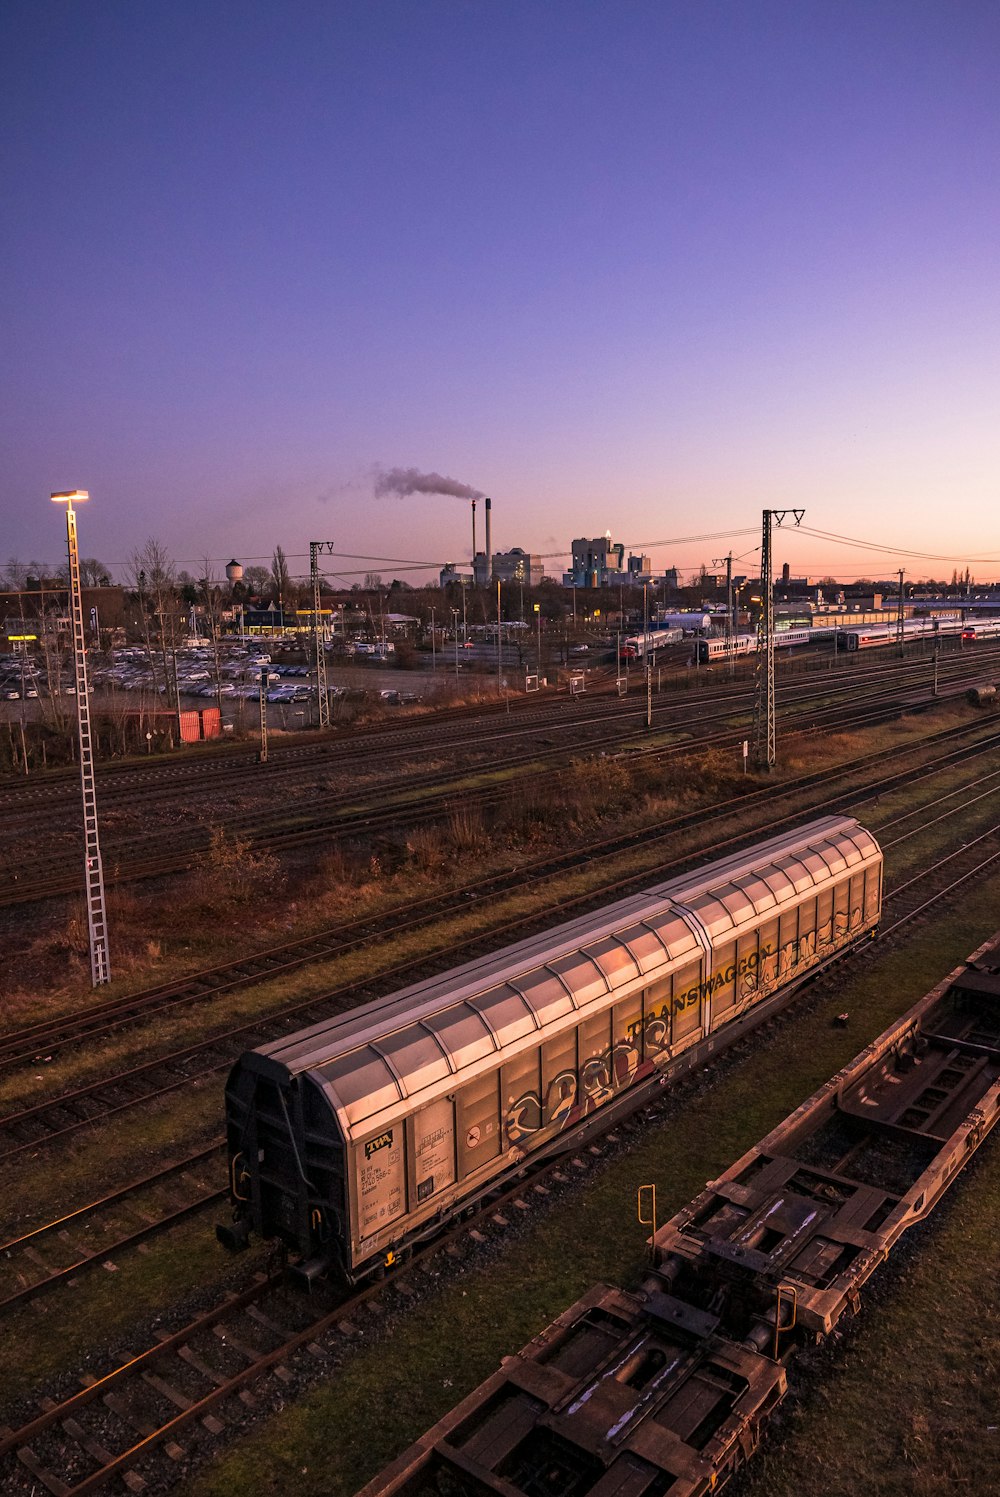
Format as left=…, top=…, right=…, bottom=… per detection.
left=179, top=711, right=201, bottom=743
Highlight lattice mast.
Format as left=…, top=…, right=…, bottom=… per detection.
left=751, top=509, right=803, bottom=771
left=310, top=541, right=335, bottom=728
left=713, top=551, right=735, bottom=678
left=259, top=664, right=269, bottom=762
left=58, top=493, right=111, bottom=986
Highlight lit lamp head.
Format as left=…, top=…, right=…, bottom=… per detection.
left=51, top=490, right=90, bottom=506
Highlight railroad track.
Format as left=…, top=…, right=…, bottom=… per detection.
left=3, top=636, right=991, bottom=831
left=2, top=642, right=986, bottom=828
left=1, top=660, right=988, bottom=908
left=2, top=710, right=999, bottom=1076
left=2, top=732, right=999, bottom=1171
left=0, top=1144, right=224, bottom=1317
left=0, top=1138, right=606, bottom=1497
left=2, top=852, right=999, bottom=1497
left=4, top=821, right=995, bottom=1338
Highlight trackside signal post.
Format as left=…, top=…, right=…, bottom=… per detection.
left=52, top=490, right=110, bottom=986
left=751, top=508, right=804, bottom=771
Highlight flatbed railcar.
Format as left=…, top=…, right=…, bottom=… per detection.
left=357, top=935, right=1000, bottom=1497
left=219, top=818, right=881, bottom=1285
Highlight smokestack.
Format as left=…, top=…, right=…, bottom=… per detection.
left=472, top=500, right=477, bottom=573
left=485, top=496, right=492, bottom=583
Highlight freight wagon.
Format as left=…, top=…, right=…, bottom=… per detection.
left=218, top=817, right=882, bottom=1285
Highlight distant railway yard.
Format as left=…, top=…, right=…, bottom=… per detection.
left=2, top=638, right=1000, bottom=1496
left=3, top=633, right=1000, bottom=912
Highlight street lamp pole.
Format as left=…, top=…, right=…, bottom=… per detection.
left=51, top=490, right=110, bottom=986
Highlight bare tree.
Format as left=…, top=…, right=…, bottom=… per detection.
left=242, top=564, right=270, bottom=595
left=271, top=545, right=291, bottom=603
left=79, top=557, right=111, bottom=586
left=3, top=557, right=48, bottom=589
left=126, top=539, right=179, bottom=701
left=199, top=557, right=226, bottom=717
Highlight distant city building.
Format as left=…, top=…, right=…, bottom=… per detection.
left=565, top=534, right=626, bottom=587
left=242, top=602, right=292, bottom=632
left=439, top=563, right=473, bottom=587
left=484, top=547, right=543, bottom=588
left=627, top=553, right=653, bottom=582
left=663, top=566, right=680, bottom=593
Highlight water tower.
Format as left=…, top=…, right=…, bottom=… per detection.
left=225, top=559, right=243, bottom=587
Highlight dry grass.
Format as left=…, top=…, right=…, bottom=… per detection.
left=185, top=874, right=1000, bottom=1497
left=0, top=700, right=996, bottom=1464
left=0, top=699, right=989, bottom=1029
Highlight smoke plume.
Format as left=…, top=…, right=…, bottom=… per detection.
left=374, top=466, right=484, bottom=501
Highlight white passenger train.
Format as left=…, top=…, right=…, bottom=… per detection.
left=836, top=618, right=966, bottom=650
left=695, top=627, right=834, bottom=664
left=961, top=620, right=1000, bottom=641
left=219, top=817, right=882, bottom=1284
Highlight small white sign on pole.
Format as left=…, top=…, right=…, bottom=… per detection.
left=742, top=739, right=749, bottom=774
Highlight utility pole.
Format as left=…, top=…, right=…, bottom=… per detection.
left=259, top=664, right=269, bottom=762
left=896, top=568, right=905, bottom=657
left=310, top=540, right=335, bottom=728
left=52, top=491, right=110, bottom=986
left=496, top=580, right=502, bottom=699
left=644, top=583, right=652, bottom=729
left=751, top=508, right=804, bottom=771
left=713, top=552, right=734, bottom=678
left=430, top=606, right=436, bottom=672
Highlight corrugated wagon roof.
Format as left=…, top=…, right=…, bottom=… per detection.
left=247, top=817, right=880, bottom=1133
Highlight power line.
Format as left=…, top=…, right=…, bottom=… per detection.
left=793, top=526, right=1000, bottom=564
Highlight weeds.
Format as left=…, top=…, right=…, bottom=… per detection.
left=195, top=826, right=287, bottom=906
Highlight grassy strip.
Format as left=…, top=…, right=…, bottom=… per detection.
left=2, top=712, right=993, bottom=1116
left=0, top=1213, right=269, bottom=1399
left=0, top=705, right=993, bottom=1433
left=184, top=878, right=1000, bottom=1497
left=3, top=700, right=978, bottom=1021
left=736, top=1149, right=1000, bottom=1496
left=0, top=1088, right=222, bottom=1243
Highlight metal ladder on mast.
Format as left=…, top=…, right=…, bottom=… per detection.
left=66, top=506, right=111, bottom=985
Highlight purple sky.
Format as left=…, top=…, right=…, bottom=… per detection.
left=3, top=1, right=1000, bottom=586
